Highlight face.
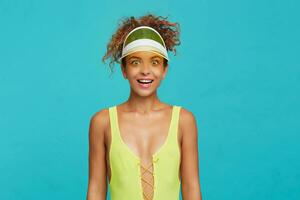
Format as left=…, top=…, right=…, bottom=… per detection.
left=121, top=51, right=168, bottom=97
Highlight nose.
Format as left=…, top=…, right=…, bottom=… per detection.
left=140, top=63, right=151, bottom=75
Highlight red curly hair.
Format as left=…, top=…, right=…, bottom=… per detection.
left=102, top=13, right=181, bottom=74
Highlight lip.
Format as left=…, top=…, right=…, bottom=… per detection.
left=136, top=78, right=154, bottom=80
left=136, top=79, right=154, bottom=89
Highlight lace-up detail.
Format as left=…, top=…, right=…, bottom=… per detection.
left=138, top=158, right=159, bottom=200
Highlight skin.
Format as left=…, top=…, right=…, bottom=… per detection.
left=86, top=51, right=202, bottom=200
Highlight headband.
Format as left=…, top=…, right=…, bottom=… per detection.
left=118, top=26, right=169, bottom=62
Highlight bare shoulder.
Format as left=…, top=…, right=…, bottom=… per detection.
left=178, top=106, right=198, bottom=138
left=91, top=107, right=110, bottom=125
left=89, top=107, right=110, bottom=139
left=179, top=106, right=197, bottom=126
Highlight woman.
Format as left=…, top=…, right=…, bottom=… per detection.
left=86, top=14, right=202, bottom=200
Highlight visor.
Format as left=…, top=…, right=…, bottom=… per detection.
left=118, top=26, right=169, bottom=62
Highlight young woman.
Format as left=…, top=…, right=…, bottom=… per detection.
left=86, top=14, right=202, bottom=200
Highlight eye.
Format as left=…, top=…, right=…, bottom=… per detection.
left=152, top=60, right=160, bottom=65
left=131, top=60, right=140, bottom=65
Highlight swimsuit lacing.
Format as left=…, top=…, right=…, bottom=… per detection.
left=137, top=158, right=159, bottom=200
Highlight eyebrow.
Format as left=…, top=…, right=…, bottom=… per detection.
left=128, top=55, right=161, bottom=60
left=128, top=56, right=140, bottom=60
left=151, top=56, right=161, bottom=59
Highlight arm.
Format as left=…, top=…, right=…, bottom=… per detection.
left=180, top=108, right=203, bottom=200
left=86, top=110, right=108, bottom=200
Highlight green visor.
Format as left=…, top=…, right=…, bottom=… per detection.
left=119, top=26, right=169, bottom=61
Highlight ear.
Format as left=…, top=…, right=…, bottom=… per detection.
left=162, top=63, right=169, bottom=79
left=121, top=63, right=127, bottom=79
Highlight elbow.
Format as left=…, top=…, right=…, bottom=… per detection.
left=86, top=191, right=106, bottom=200
left=86, top=184, right=107, bottom=200
left=181, top=181, right=202, bottom=200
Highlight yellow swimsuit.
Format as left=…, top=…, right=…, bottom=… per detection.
left=108, top=105, right=181, bottom=200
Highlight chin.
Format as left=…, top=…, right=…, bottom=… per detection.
left=137, top=90, right=155, bottom=97
left=131, top=87, right=156, bottom=97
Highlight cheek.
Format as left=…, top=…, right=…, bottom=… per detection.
left=152, top=68, right=165, bottom=78
left=125, top=67, right=139, bottom=77
left=126, top=71, right=139, bottom=84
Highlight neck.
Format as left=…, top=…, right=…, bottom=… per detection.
left=125, top=90, right=162, bottom=114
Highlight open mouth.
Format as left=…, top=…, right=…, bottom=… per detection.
left=137, top=79, right=154, bottom=84
left=136, top=79, right=154, bottom=89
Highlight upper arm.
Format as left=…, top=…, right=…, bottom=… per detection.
left=86, top=109, right=109, bottom=200
left=179, top=107, right=202, bottom=199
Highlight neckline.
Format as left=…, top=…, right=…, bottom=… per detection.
left=114, top=105, right=175, bottom=162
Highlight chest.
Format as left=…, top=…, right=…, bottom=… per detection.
left=107, top=112, right=181, bottom=157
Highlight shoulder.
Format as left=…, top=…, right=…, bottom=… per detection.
left=88, top=107, right=111, bottom=138
left=90, top=107, right=110, bottom=127
left=178, top=106, right=197, bottom=124
left=178, top=106, right=198, bottom=137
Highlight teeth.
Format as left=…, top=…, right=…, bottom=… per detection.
left=138, top=79, right=153, bottom=83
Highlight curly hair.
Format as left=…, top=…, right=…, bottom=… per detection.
left=102, top=13, right=181, bottom=75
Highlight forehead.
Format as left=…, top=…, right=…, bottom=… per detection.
left=126, top=51, right=164, bottom=60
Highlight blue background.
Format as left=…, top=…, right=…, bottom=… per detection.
left=0, top=0, right=299, bottom=199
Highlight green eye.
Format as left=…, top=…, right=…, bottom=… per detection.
left=152, top=60, right=159, bottom=65
left=131, top=60, right=139, bottom=65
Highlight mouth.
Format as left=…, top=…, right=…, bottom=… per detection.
left=137, top=79, right=154, bottom=84
left=136, top=79, right=154, bottom=89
